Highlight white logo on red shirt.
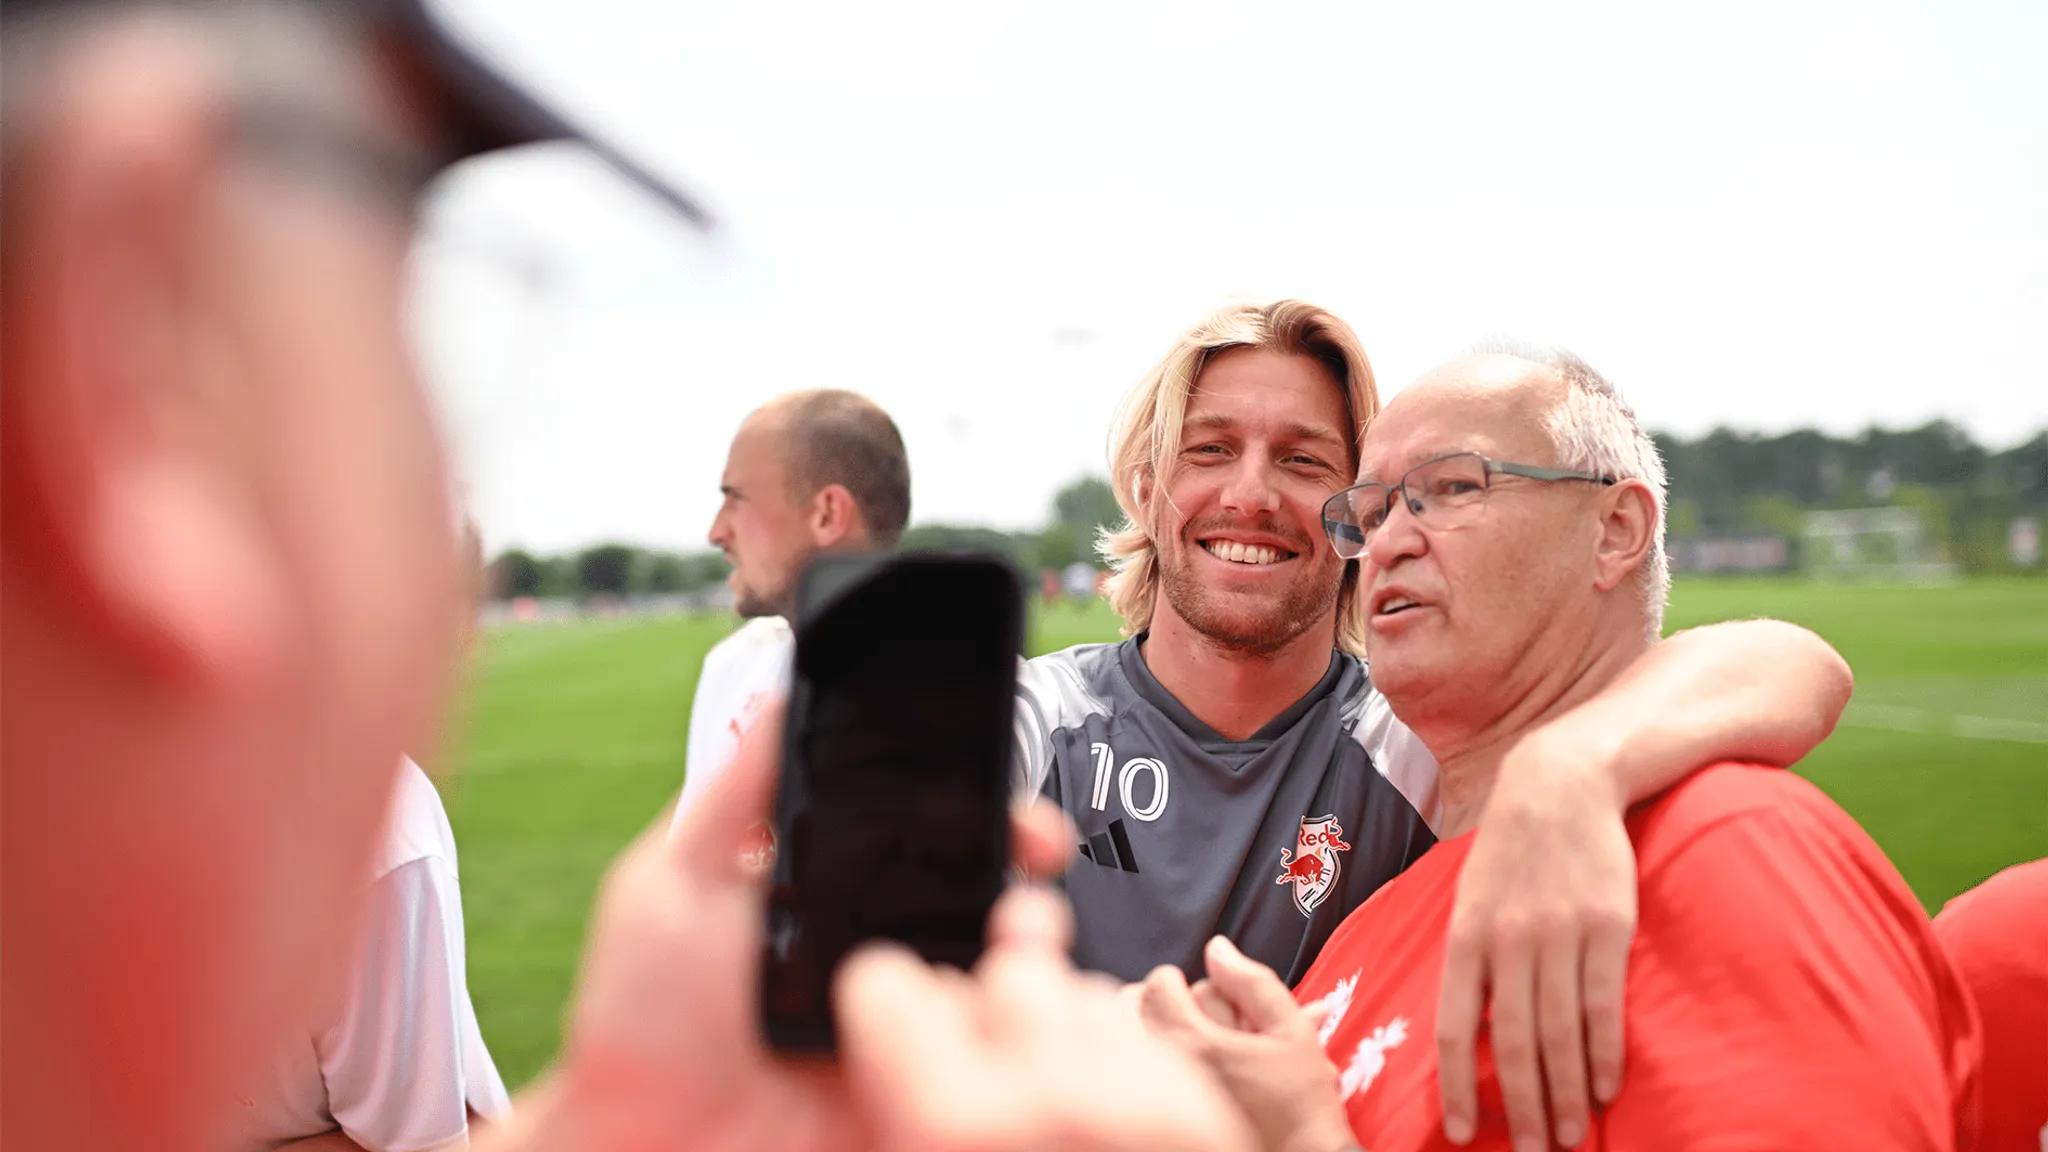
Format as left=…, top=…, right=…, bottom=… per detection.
left=1340, top=1017, right=1409, bottom=1100
left=1314, top=971, right=1359, bottom=1046
left=1275, top=815, right=1354, bottom=916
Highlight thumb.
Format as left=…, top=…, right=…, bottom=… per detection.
left=1203, top=935, right=1300, bottom=1033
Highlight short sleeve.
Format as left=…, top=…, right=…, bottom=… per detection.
left=1010, top=657, right=1058, bottom=798
left=1595, top=805, right=1977, bottom=1150
left=673, top=623, right=790, bottom=835
left=1354, top=689, right=1440, bottom=830
left=675, top=641, right=741, bottom=834
left=317, top=857, right=488, bottom=1152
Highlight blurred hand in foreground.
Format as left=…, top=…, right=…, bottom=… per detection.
left=1140, top=936, right=1356, bottom=1152
left=480, top=705, right=1252, bottom=1152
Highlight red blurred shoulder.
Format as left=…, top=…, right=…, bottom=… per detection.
left=1935, top=857, right=2048, bottom=981
left=1624, top=760, right=1846, bottom=860
left=1937, top=857, right=2048, bottom=938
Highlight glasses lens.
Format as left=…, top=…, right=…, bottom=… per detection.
left=1322, top=484, right=1389, bottom=558
left=1404, top=454, right=1489, bottom=524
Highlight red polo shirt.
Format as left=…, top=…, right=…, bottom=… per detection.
left=1295, top=763, right=1981, bottom=1150
left=1935, top=858, right=2048, bottom=1152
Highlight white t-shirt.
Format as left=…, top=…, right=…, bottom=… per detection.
left=671, top=616, right=794, bottom=836
left=216, top=760, right=511, bottom=1152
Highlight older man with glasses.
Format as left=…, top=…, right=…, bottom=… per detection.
left=1140, top=346, right=1983, bottom=1152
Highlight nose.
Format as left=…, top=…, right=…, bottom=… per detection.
left=1364, top=488, right=1427, bottom=571
left=708, top=508, right=731, bottom=550
left=1217, top=456, right=1283, bottom=517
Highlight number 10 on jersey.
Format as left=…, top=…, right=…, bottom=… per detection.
left=1089, top=742, right=1170, bottom=822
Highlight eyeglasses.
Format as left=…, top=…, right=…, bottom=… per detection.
left=1321, top=451, right=1616, bottom=559
left=233, top=102, right=447, bottom=222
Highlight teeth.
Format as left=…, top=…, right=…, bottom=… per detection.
left=1380, top=598, right=1417, bottom=614
left=1205, top=541, right=1284, bottom=565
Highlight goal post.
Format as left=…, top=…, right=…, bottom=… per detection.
left=1800, top=507, right=1958, bottom=583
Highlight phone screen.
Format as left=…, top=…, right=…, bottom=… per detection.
left=759, top=553, right=1022, bottom=1054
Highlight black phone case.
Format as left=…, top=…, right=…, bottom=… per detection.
left=759, top=552, right=1024, bottom=1054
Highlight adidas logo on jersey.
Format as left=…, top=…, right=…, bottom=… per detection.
left=1078, top=818, right=1141, bottom=873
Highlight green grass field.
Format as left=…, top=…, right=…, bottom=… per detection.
left=445, top=578, right=2048, bottom=1087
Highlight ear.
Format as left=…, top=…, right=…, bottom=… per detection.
left=3, top=27, right=290, bottom=693
left=806, top=484, right=865, bottom=549
left=1591, top=479, right=1659, bottom=593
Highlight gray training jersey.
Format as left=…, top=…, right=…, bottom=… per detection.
left=1013, top=638, right=1440, bottom=986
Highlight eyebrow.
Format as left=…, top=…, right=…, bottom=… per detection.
left=1359, top=447, right=1478, bottom=484
left=1183, top=413, right=1351, bottom=452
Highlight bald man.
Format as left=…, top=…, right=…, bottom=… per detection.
left=675, top=389, right=912, bottom=825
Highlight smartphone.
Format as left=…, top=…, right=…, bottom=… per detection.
left=759, top=552, right=1024, bottom=1054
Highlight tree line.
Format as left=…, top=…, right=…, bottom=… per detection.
left=1657, top=421, right=2044, bottom=572
left=489, top=421, right=2046, bottom=599
left=491, top=545, right=733, bottom=600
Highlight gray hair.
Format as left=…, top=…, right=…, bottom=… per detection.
left=1468, top=339, right=1669, bottom=639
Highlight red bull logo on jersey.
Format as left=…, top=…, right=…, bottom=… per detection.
left=1276, top=815, right=1353, bottom=916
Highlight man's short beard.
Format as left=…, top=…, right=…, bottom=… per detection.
left=732, top=579, right=791, bottom=620
left=1156, top=539, right=1342, bottom=656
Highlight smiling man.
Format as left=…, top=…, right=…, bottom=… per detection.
left=1018, top=301, right=1858, bottom=1145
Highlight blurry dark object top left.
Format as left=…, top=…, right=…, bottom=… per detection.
left=0, top=0, right=715, bottom=229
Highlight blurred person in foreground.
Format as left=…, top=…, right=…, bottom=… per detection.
left=219, top=521, right=509, bottom=1151
left=1018, top=299, right=1854, bottom=1146
left=1140, top=346, right=1981, bottom=1151
left=1934, top=859, right=2048, bottom=1150
left=672, top=389, right=910, bottom=829
left=0, top=3, right=1250, bottom=1151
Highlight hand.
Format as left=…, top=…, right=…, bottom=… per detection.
left=1437, top=728, right=1637, bottom=1150
left=496, top=705, right=1077, bottom=1152
left=1139, top=937, right=1356, bottom=1152
left=838, top=888, right=1256, bottom=1152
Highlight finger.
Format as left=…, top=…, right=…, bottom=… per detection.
left=1202, top=935, right=1300, bottom=1033
left=986, top=885, right=1074, bottom=955
left=1114, top=980, right=1146, bottom=1019
left=977, top=928, right=1085, bottom=1046
left=1010, top=800, right=1077, bottom=880
left=836, top=942, right=1017, bottom=1142
left=1137, top=965, right=1214, bottom=1044
left=1435, top=923, right=1486, bottom=1145
left=1536, top=930, right=1590, bottom=1149
left=1582, top=908, right=1633, bottom=1105
left=674, top=700, right=786, bottom=877
left=1075, top=970, right=1124, bottom=999
left=1486, top=927, right=1548, bottom=1152
left=1191, top=979, right=1241, bottom=1029
left=1299, top=995, right=1334, bottom=1035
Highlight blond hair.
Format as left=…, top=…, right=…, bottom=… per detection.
left=1099, top=299, right=1380, bottom=655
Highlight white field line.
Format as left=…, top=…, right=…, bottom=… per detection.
left=1841, top=704, right=2048, bottom=746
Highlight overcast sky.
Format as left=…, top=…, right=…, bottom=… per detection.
left=409, top=0, right=2047, bottom=555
